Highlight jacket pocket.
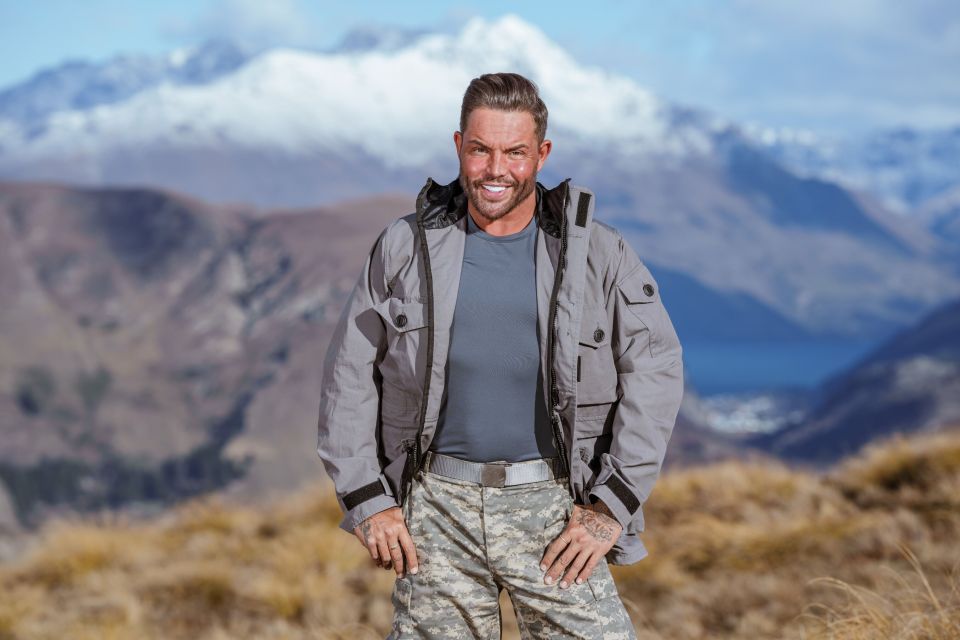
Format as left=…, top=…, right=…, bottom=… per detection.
left=576, top=307, right=618, bottom=403
left=381, top=378, right=420, bottom=429
left=617, top=266, right=672, bottom=358
left=574, top=399, right=618, bottom=438
left=374, top=297, right=429, bottom=391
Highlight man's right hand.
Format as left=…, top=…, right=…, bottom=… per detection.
left=353, top=506, right=419, bottom=578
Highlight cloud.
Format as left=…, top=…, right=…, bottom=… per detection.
left=163, top=0, right=318, bottom=49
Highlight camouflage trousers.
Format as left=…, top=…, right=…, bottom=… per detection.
left=387, top=465, right=637, bottom=639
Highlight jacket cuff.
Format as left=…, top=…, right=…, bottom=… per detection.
left=587, top=484, right=635, bottom=532
left=337, top=475, right=400, bottom=533
left=588, top=458, right=642, bottom=532
left=605, top=532, right=649, bottom=566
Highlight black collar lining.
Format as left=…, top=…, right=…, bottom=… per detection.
left=415, top=177, right=570, bottom=238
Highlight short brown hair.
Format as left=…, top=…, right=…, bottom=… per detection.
left=459, top=73, right=549, bottom=143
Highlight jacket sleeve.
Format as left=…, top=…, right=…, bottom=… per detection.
left=316, top=226, right=399, bottom=534
left=587, top=233, right=684, bottom=532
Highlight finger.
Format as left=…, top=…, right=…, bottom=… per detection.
left=376, top=537, right=393, bottom=571
left=398, top=526, right=419, bottom=575
left=358, top=529, right=381, bottom=565
left=575, top=552, right=602, bottom=585
left=539, top=528, right=572, bottom=573
left=560, top=549, right=590, bottom=589
left=546, top=541, right=580, bottom=585
left=388, top=537, right=405, bottom=577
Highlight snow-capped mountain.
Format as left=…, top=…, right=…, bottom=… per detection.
left=0, top=39, right=252, bottom=128
left=0, top=15, right=715, bottom=171
left=1, top=14, right=958, bottom=339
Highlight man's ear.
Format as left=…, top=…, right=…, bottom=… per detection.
left=453, top=131, right=463, bottom=155
left=536, top=138, right=553, bottom=171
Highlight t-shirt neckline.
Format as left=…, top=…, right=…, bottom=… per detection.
left=466, top=210, right=537, bottom=243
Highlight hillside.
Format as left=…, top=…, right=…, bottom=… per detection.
left=751, top=297, right=960, bottom=464
left=0, top=181, right=408, bottom=528
left=1, top=428, right=957, bottom=639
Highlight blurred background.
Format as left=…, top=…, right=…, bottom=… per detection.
left=0, top=2, right=958, bottom=638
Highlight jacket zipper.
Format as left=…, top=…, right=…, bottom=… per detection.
left=403, top=217, right=434, bottom=507
left=403, top=185, right=572, bottom=504
left=399, top=439, right=416, bottom=507
left=547, top=182, right=572, bottom=498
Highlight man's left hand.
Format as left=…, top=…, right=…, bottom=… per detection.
left=540, top=500, right=622, bottom=588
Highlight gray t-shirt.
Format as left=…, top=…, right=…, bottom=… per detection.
left=429, top=208, right=557, bottom=463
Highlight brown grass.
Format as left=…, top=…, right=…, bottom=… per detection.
left=1, top=429, right=959, bottom=638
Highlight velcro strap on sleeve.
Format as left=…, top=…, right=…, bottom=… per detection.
left=342, top=479, right=386, bottom=510
left=605, top=473, right=640, bottom=514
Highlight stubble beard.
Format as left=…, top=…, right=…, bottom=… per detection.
left=459, top=170, right=537, bottom=224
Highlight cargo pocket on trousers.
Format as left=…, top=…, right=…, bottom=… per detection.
left=389, top=576, right=414, bottom=638
left=586, top=561, right=637, bottom=638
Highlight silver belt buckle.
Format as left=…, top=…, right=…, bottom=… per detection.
left=481, top=462, right=508, bottom=487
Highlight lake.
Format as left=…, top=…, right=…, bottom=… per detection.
left=682, top=338, right=879, bottom=395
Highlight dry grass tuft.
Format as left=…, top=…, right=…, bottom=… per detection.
left=0, top=428, right=958, bottom=638
left=800, top=543, right=960, bottom=639
left=831, top=431, right=960, bottom=509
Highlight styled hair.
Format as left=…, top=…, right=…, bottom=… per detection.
left=459, top=72, right=548, bottom=143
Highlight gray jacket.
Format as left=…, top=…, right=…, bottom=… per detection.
left=316, top=177, right=684, bottom=565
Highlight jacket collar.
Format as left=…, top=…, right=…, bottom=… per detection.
left=415, top=176, right=571, bottom=238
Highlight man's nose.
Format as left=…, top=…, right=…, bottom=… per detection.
left=487, top=150, right=505, bottom=177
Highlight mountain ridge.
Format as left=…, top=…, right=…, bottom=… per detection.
left=1, top=16, right=958, bottom=338
left=749, top=296, right=960, bottom=465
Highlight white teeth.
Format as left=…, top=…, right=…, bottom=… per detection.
left=483, top=185, right=507, bottom=192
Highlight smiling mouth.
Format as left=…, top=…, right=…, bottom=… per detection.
left=481, top=184, right=510, bottom=193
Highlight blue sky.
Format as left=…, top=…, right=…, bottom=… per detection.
left=1, top=0, right=958, bottom=134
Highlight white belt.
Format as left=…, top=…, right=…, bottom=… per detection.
left=423, top=450, right=567, bottom=488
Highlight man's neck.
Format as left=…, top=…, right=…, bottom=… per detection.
left=468, top=191, right=537, bottom=237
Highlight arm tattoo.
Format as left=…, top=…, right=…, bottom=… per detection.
left=576, top=508, right=617, bottom=543
left=360, top=519, right=373, bottom=542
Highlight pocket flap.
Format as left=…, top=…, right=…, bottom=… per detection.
left=376, top=298, right=427, bottom=332
left=578, top=309, right=611, bottom=349
left=618, top=266, right=659, bottom=305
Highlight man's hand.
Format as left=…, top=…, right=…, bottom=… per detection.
left=353, top=506, right=419, bottom=578
left=540, top=500, right=622, bottom=588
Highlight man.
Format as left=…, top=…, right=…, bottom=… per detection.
left=317, top=73, right=684, bottom=639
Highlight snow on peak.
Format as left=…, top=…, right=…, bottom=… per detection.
left=1, top=15, right=709, bottom=169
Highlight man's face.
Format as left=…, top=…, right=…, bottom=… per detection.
left=454, top=107, right=552, bottom=223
